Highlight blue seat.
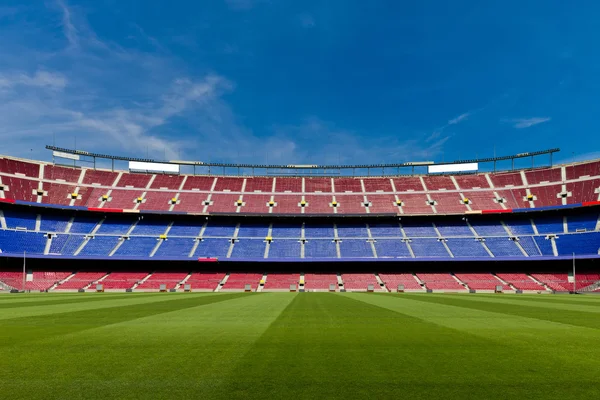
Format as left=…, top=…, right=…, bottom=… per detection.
left=230, top=239, right=266, bottom=258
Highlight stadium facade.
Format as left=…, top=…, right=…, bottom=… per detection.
left=0, top=147, right=599, bottom=293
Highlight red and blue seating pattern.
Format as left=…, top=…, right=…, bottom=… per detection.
left=0, top=207, right=599, bottom=261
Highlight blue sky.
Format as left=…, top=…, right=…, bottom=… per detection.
left=0, top=0, right=599, bottom=166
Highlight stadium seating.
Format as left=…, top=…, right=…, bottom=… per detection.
left=446, top=238, right=490, bottom=258
left=1, top=176, right=39, bottom=202
left=154, top=238, right=196, bottom=258
left=392, top=177, right=424, bottom=191
left=342, top=273, right=381, bottom=291
left=3, top=210, right=37, bottom=230
left=525, top=167, right=562, bottom=185
left=2, top=155, right=600, bottom=269
left=135, top=272, right=188, bottom=290
left=0, top=270, right=70, bottom=291
left=568, top=214, right=598, bottom=232
left=530, top=273, right=571, bottom=291
left=436, top=221, right=473, bottom=237
left=150, top=174, right=185, bottom=190
left=194, top=238, right=231, bottom=258
left=1, top=156, right=600, bottom=216
left=305, top=178, right=331, bottom=192
left=555, top=232, right=600, bottom=256
left=417, top=273, right=466, bottom=291
left=422, top=175, right=455, bottom=191
left=0, top=158, right=39, bottom=177
left=454, top=273, right=511, bottom=291
left=304, top=240, right=337, bottom=258
left=78, top=236, right=120, bottom=257
left=131, top=219, right=169, bottom=236
left=469, top=220, right=507, bottom=236
left=185, top=272, right=225, bottom=291
left=221, top=273, right=263, bottom=290
left=339, top=240, right=374, bottom=258
left=363, top=178, right=393, bottom=192
left=230, top=239, right=267, bottom=258
left=55, top=235, right=86, bottom=255
left=271, top=222, right=302, bottom=238
left=263, top=273, right=300, bottom=290
left=115, top=237, right=159, bottom=257
left=370, top=222, right=402, bottom=237
left=531, top=273, right=600, bottom=291
left=373, top=239, right=412, bottom=257
left=82, top=169, right=118, bottom=186
left=454, top=174, right=490, bottom=190
left=268, top=240, right=301, bottom=258
left=40, top=214, right=70, bottom=233
left=484, top=237, right=523, bottom=257
left=534, top=236, right=555, bottom=256
left=303, top=273, right=339, bottom=291
left=490, top=171, right=523, bottom=188
left=1, top=206, right=600, bottom=261
left=138, top=191, right=177, bottom=211
left=495, top=273, right=546, bottom=291
left=0, top=230, right=47, bottom=254
left=378, top=273, right=423, bottom=291
left=0, top=269, right=597, bottom=293
left=54, top=271, right=106, bottom=290
left=409, top=238, right=450, bottom=257
left=99, top=272, right=149, bottom=290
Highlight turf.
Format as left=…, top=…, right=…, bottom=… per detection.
left=1, top=292, right=599, bottom=399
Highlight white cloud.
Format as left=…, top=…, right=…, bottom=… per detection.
left=510, top=117, right=551, bottom=129
left=0, top=74, right=231, bottom=160
left=0, top=1, right=233, bottom=161
left=0, top=70, right=67, bottom=90
left=0, top=1, right=452, bottom=166
left=448, top=112, right=470, bottom=125
left=425, top=110, right=472, bottom=143
left=56, top=0, right=78, bottom=48
left=264, top=117, right=449, bottom=165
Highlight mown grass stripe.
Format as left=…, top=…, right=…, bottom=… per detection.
left=352, top=292, right=600, bottom=350
left=399, top=293, right=600, bottom=330
left=0, top=292, right=249, bottom=346
left=0, top=293, right=295, bottom=399
left=0, top=293, right=166, bottom=309
left=0, top=292, right=221, bottom=321
left=470, top=293, right=600, bottom=307
left=418, top=293, right=600, bottom=314
left=420, top=293, right=600, bottom=314
left=211, top=293, right=600, bottom=400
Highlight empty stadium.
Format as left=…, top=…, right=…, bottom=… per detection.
left=0, top=147, right=599, bottom=293
left=2, top=146, right=600, bottom=399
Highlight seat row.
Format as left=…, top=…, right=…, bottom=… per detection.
left=0, top=271, right=595, bottom=292
left=2, top=157, right=600, bottom=215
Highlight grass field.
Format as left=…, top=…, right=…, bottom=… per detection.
left=1, top=292, right=600, bottom=399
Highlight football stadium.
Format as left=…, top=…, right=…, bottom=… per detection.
left=1, top=147, right=600, bottom=398
left=3, top=2, right=600, bottom=398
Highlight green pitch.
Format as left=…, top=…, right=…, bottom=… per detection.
left=1, top=292, right=600, bottom=399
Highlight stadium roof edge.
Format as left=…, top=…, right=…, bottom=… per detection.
left=45, top=145, right=560, bottom=170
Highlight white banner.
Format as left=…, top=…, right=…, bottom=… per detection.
left=53, top=151, right=80, bottom=161
left=428, top=163, right=478, bottom=174
left=129, top=161, right=179, bottom=173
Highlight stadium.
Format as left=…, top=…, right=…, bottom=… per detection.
left=3, top=1, right=600, bottom=396
left=1, top=146, right=599, bottom=292
left=1, top=146, right=600, bottom=398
